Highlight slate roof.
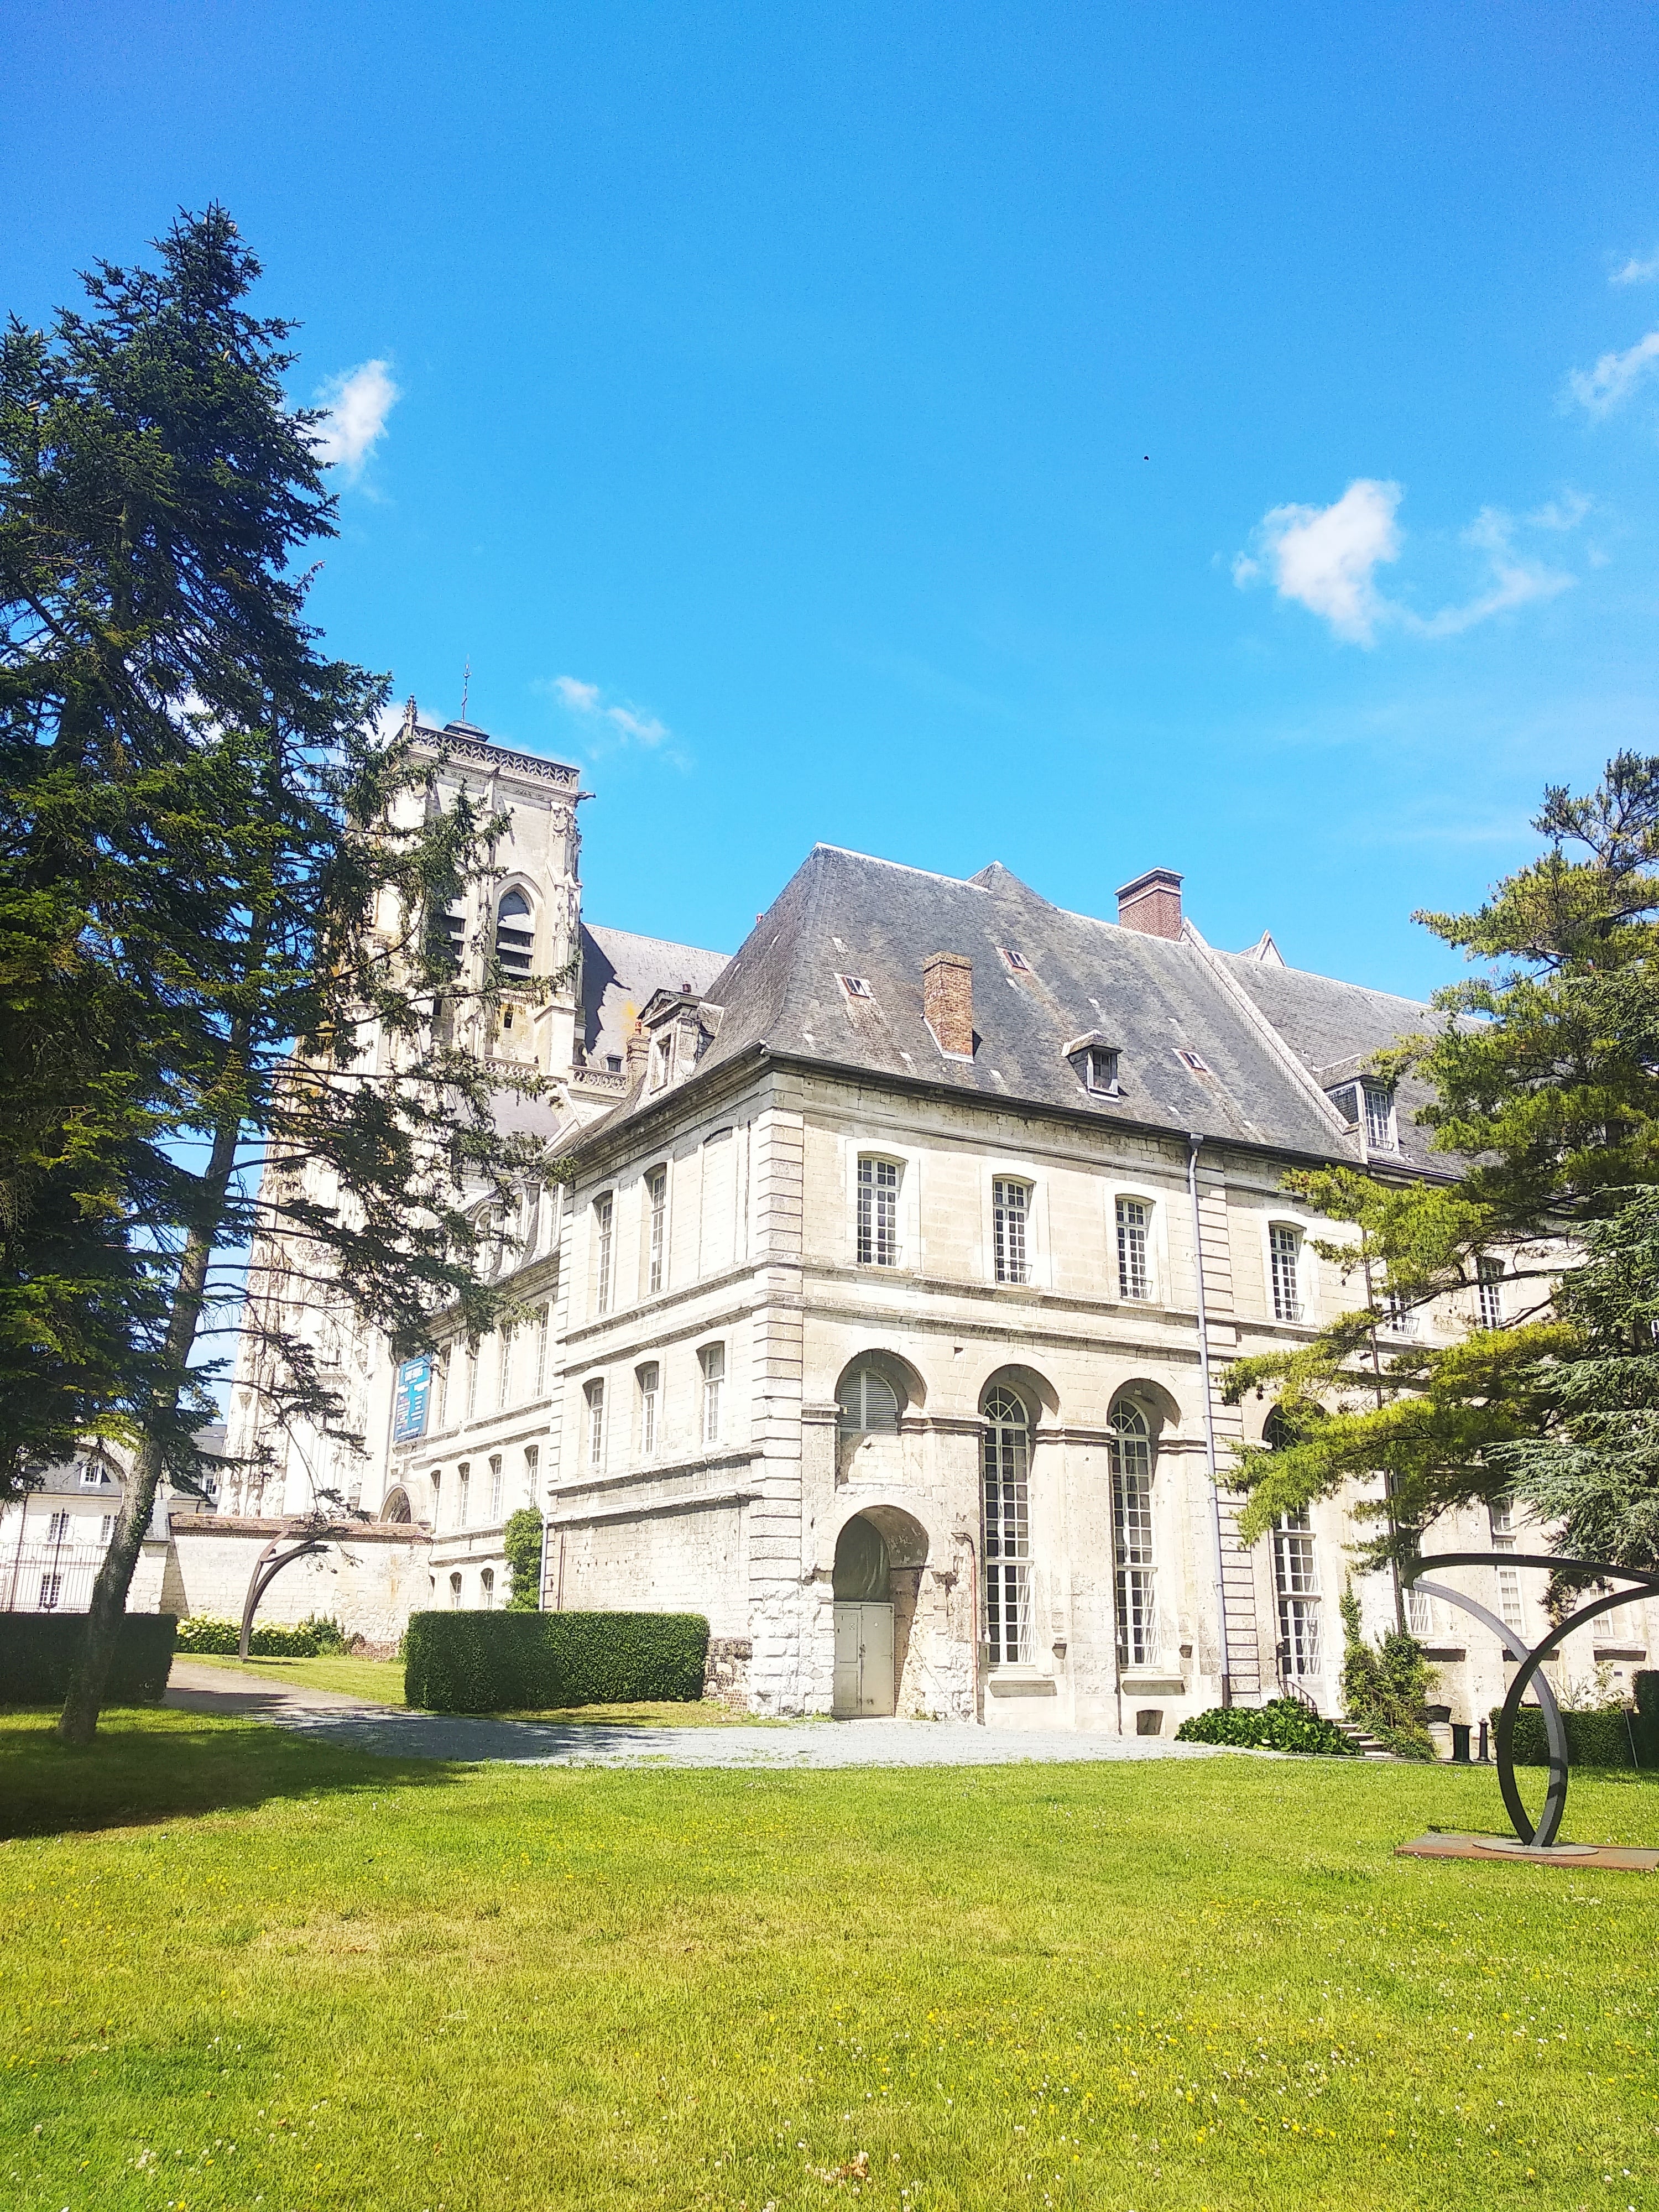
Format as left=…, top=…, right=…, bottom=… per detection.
left=579, top=923, right=730, bottom=1068
left=576, top=846, right=1453, bottom=1171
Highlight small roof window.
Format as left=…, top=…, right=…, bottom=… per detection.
left=837, top=974, right=874, bottom=1001
left=999, top=947, right=1032, bottom=973
left=1175, top=1047, right=1209, bottom=1073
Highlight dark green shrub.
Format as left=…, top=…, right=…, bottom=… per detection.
left=502, top=1510, right=544, bottom=1611
left=405, top=1610, right=709, bottom=1713
left=175, top=1615, right=241, bottom=1654
left=298, top=1615, right=348, bottom=1654
left=1636, top=1672, right=1659, bottom=1765
left=247, top=1621, right=319, bottom=1657
left=0, top=1613, right=176, bottom=1704
left=1339, top=1584, right=1436, bottom=1757
left=1175, top=1698, right=1359, bottom=1756
left=1499, top=1704, right=1644, bottom=1769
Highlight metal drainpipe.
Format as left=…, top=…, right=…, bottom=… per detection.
left=1188, top=1134, right=1233, bottom=1707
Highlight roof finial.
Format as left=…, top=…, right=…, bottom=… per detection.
left=459, top=657, right=472, bottom=725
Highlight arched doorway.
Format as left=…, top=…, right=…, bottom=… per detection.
left=381, top=1486, right=413, bottom=1524
left=832, top=1515, right=893, bottom=1716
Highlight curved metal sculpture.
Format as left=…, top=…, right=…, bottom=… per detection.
left=238, top=1520, right=352, bottom=1657
left=1405, top=1552, right=1659, bottom=1849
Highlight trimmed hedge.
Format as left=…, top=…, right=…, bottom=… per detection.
left=405, top=1610, right=709, bottom=1713
left=174, top=1617, right=321, bottom=1657
left=0, top=1613, right=177, bottom=1705
left=1175, top=1698, right=1359, bottom=1757
left=1499, top=1702, right=1653, bottom=1769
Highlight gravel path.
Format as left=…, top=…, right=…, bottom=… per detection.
left=165, top=1661, right=1226, bottom=1771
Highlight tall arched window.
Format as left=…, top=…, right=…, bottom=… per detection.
left=837, top=1363, right=901, bottom=1435
left=1110, top=1399, right=1157, bottom=1668
left=982, top=1387, right=1032, bottom=1665
left=494, top=889, right=535, bottom=975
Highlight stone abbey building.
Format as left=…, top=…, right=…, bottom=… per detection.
left=200, top=716, right=1652, bottom=1734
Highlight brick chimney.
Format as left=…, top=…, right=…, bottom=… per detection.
left=923, top=951, right=974, bottom=1057
left=1117, top=867, right=1183, bottom=940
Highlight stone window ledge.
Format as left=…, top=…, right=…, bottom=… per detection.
left=987, top=1670, right=1057, bottom=1697
left=1120, top=1670, right=1186, bottom=1697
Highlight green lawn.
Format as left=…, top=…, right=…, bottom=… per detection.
left=1, top=1709, right=1655, bottom=2211
left=182, top=1652, right=774, bottom=1724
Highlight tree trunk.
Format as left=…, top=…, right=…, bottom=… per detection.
left=55, top=1107, right=243, bottom=1746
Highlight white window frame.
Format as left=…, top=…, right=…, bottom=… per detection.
left=1265, top=1219, right=1307, bottom=1324
left=982, top=1386, right=1033, bottom=1667
left=700, top=1343, right=726, bottom=1448
left=1110, top=1400, right=1157, bottom=1668
left=533, top=1306, right=550, bottom=1397
left=1272, top=1506, right=1322, bottom=1679
left=593, top=1191, right=615, bottom=1316
left=457, top=1462, right=471, bottom=1528
left=584, top=1377, right=606, bottom=1472
left=479, top=1567, right=496, bottom=1611
left=1477, top=1256, right=1505, bottom=1330
left=645, top=1165, right=669, bottom=1295
left=488, top=1455, right=504, bottom=1521
left=1115, top=1194, right=1153, bottom=1302
left=856, top=1155, right=902, bottom=1269
left=992, top=1176, right=1032, bottom=1286
left=638, top=1361, right=661, bottom=1457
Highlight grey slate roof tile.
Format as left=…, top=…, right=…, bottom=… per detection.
left=574, top=845, right=1453, bottom=1170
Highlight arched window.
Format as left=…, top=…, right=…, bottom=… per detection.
left=857, top=1156, right=901, bottom=1266
left=1261, top=1405, right=1293, bottom=1452
left=494, top=889, right=535, bottom=976
left=1110, top=1399, right=1157, bottom=1668
left=982, top=1387, right=1032, bottom=1666
left=837, top=1363, right=901, bottom=1436
left=447, top=1571, right=463, bottom=1610
left=381, top=1486, right=413, bottom=1524
left=479, top=1567, right=495, bottom=1611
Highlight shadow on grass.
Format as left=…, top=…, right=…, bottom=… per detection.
left=0, top=1706, right=468, bottom=1840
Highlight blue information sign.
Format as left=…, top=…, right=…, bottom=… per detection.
left=392, top=1357, right=433, bottom=1443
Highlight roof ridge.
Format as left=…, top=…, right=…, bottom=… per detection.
left=811, top=842, right=985, bottom=888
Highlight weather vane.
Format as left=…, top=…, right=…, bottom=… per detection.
left=459, top=657, right=472, bottom=724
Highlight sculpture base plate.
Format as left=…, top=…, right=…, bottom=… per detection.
left=1397, top=1831, right=1658, bottom=1872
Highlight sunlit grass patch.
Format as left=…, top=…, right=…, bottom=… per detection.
left=2, top=1708, right=1656, bottom=2210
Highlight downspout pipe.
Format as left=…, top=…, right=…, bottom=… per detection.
left=1188, top=1135, right=1233, bottom=1708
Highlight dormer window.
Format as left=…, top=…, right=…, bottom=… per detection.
left=494, top=890, right=534, bottom=976
left=1063, top=1032, right=1120, bottom=1096
left=838, top=974, right=874, bottom=1001
left=1327, top=1079, right=1396, bottom=1151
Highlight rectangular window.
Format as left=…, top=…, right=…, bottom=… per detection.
left=638, top=1361, right=660, bottom=1456
left=982, top=1404, right=1031, bottom=1666
left=1363, top=1082, right=1396, bottom=1151
left=79, top=1462, right=103, bottom=1488
left=46, top=1511, right=69, bottom=1543
left=1112, top=1431, right=1156, bottom=1668
left=594, top=1193, right=614, bottom=1314
left=701, top=1344, right=725, bottom=1447
left=1478, top=1256, right=1505, bottom=1330
left=1116, top=1196, right=1151, bottom=1301
left=1269, top=1224, right=1302, bottom=1323
left=457, top=1463, right=471, bottom=1528
left=489, top=1456, right=503, bottom=1521
left=98, top=1515, right=114, bottom=1545
left=857, top=1157, right=899, bottom=1266
left=1405, top=1585, right=1438, bottom=1638
left=646, top=1167, right=667, bottom=1293
left=465, top=1343, right=480, bottom=1420
left=38, top=1573, right=61, bottom=1611
left=436, top=1348, right=451, bottom=1428
left=1497, top=1564, right=1524, bottom=1636
left=497, top=1324, right=513, bottom=1410
left=585, top=1377, right=606, bottom=1470
left=534, top=1305, right=550, bottom=1397
left=1383, top=1284, right=1418, bottom=1336
left=993, top=1179, right=1030, bottom=1286
left=1274, top=1507, right=1321, bottom=1679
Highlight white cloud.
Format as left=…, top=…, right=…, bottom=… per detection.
left=545, top=673, right=670, bottom=747
left=1233, top=478, right=1402, bottom=644
left=1235, top=481, right=1579, bottom=646
left=1567, top=329, right=1659, bottom=416
left=1405, top=508, right=1572, bottom=638
left=1611, top=248, right=1659, bottom=285
left=311, top=359, right=399, bottom=481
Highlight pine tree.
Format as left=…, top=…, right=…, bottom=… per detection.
left=1222, top=754, right=1659, bottom=1562
left=1, top=209, right=556, bottom=1740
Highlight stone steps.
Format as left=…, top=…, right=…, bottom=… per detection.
left=1336, top=1718, right=1397, bottom=1760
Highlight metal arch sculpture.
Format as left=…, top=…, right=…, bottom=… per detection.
left=1405, top=1551, right=1659, bottom=1849
left=238, top=1520, right=359, bottom=1658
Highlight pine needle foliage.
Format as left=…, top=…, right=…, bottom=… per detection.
left=1223, top=753, right=1659, bottom=1563
left=0, top=207, right=561, bottom=1739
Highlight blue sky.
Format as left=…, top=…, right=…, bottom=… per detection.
left=8, top=2, right=1659, bottom=999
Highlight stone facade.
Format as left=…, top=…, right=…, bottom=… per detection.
left=201, top=735, right=1651, bottom=1732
